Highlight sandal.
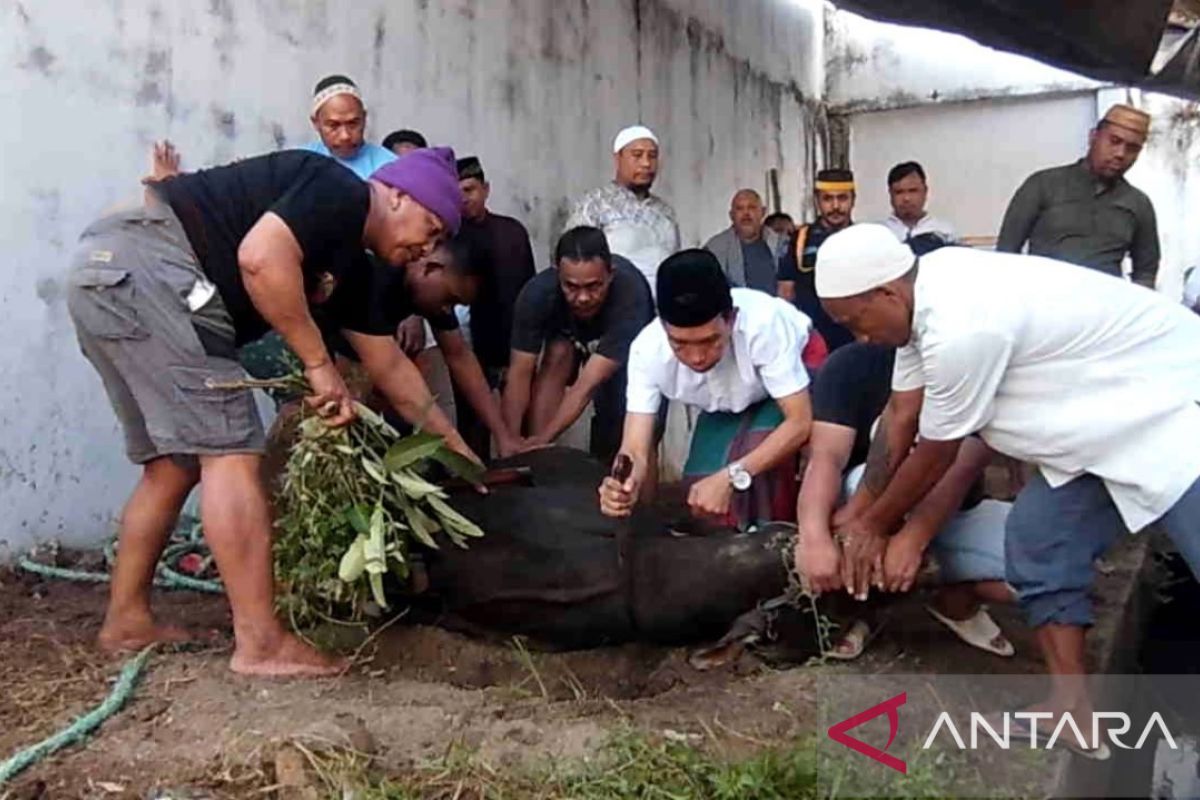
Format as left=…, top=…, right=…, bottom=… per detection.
left=927, top=605, right=1015, bottom=657
left=987, top=711, right=1111, bottom=761
left=826, top=619, right=875, bottom=661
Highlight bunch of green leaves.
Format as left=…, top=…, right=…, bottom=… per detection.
left=269, top=395, right=485, bottom=628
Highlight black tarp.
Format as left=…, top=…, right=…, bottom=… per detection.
left=835, top=0, right=1190, bottom=95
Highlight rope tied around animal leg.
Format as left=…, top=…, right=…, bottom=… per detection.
left=0, top=645, right=156, bottom=785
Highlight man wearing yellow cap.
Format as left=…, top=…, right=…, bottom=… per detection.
left=778, top=169, right=858, bottom=359
left=997, top=104, right=1159, bottom=288
left=813, top=224, right=1200, bottom=757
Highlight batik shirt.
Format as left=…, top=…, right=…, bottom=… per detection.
left=564, top=182, right=680, bottom=295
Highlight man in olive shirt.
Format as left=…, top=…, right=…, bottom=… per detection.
left=997, top=104, right=1160, bottom=288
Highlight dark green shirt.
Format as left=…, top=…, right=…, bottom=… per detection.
left=996, top=159, right=1159, bottom=287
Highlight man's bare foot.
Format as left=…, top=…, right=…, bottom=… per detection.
left=98, top=617, right=198, bottom=653
left=230, top=633, right=348, bottom=678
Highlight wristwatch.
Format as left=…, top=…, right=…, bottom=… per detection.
left=727, top=462, right=752, bottom=492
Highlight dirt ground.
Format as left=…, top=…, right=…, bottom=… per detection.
left=1, top=552, right=1087, bottom=799
left=0, top=462, right=1146, bottom=798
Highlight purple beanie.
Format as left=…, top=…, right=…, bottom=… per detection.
left=370, top=146, right=462, bottom=235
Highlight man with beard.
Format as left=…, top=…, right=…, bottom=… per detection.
left=565, top=125, right=680, bottom=294
left=998, top=104, right=1159, bottom=288
left=778, top=169, right=857, bottom=356
left=704, top=188, right=786, bottom=294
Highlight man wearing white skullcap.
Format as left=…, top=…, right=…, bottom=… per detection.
left=564, top=124, right=680, bottom=293
left=816, top=224, right=1200, bottom=754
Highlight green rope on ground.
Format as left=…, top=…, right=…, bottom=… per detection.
left=15, top=557, right=222, bottom=594
left=0, top=645, right=155, bottom=785
left=19, top=516, right=223, bottom=594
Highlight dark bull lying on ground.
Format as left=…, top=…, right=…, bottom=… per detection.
left=261, top=420, right=824, bottom=663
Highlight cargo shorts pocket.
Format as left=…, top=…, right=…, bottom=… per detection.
left=169, top=365, right=260, bottom=448
left=66, top=266, right=148, bottom=340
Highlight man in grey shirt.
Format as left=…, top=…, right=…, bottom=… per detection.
left=997, top=104, right=1160, bottom=288
left=704, top=188, right=785, bottom=294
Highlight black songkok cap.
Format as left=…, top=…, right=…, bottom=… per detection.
left=382, top=129, right=428, bottom=150
left=655, top=249, right=733, bottom=328
left=456, top=156, right=485, bottom=182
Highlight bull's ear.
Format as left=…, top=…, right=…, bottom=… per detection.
left=688, top=634, right=756, bottom=672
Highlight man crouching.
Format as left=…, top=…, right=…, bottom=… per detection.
left=599, top=249, right=812, bottom=530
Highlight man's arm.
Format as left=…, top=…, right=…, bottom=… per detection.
left=239, top=212, right=354, bottom=425
left=239, top=213, right=330, bottom=371
left=436, top=328, right=521, bottom=455
left=502, top=350, right=538, bottom=434
left=528, top=354, right=622, bottom=446
left=687, top=390, right=811, bottom=519
left=598, top=412, right=658, bottom=517
left=795, top=423, right=855, bottom=594
left=995, top=175, right=1041, bottom=254
left=345, top=330, right=480, bottom=463
left=900, top=437, right=991, bottom=544
left=738, top=391, right=812, bottom=477
left=836, top=388, right=922, bottom=525
left=1130, top=199, right=1161, bottom=289
left=883, top=436, right=991, bottom=592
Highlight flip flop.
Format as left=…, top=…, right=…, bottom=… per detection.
left=826, top=619, right=875, bottom=661
left=986, top=712, right=1112, bottom=761
left=927, top=605, right=1015, bottom=657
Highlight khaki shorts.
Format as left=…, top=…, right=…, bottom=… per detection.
left=66, top=200, right=264, bottom=463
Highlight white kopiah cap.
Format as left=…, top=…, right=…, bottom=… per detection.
left=613, top=125, right=659, bottom=154
left=816, top=224, right=916, bottom=299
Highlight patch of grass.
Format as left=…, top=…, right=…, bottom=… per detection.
left=300, top=730, right=822, bottom=800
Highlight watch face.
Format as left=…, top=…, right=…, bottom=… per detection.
left=731, top=468, right=752, bottom=491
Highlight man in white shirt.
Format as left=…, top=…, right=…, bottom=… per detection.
left=814, top=224, right=1200, bottom=757
left=599, top=249, right=813, bottom=530
left=564, top=125, right=681, bottom=294
left=881, top=162, right=958, bottom=256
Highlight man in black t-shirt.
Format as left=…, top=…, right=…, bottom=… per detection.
left=453, top=156, right=537, bottom=459
left=777, top=169, right=858, bottom=360
left=794, top=343, right=1015, bottom=660
left=67, top=145, right=463, bottom=678
left=502, top=227, right=655, bottom=463
left=321, top=239, right=524, bottom=458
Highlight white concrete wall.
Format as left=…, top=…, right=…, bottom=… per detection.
left=847, top=94, right=1098, bottom=239
left=833, top=11, right=1199, bottom=299
left=0, top=0, right=825, bottom=556
left=1121, top=89, right=1200, bottom=300
left=826, top=7, right=1099, bottom=111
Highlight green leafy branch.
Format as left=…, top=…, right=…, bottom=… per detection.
left=209, top=374, right=485, bottom=627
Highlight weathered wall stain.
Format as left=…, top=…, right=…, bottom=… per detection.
left=24, top=45, right=56, bottom=74
left=372, top=10, right=386, bottom=81
left=35, top=277, right=61, bottom=307
left=211, top=106, right=236, bottom=140
left=0, top=0, right=825, bottom=555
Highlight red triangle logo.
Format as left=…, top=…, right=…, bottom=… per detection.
left=827, top=691, right=908, bottom=774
